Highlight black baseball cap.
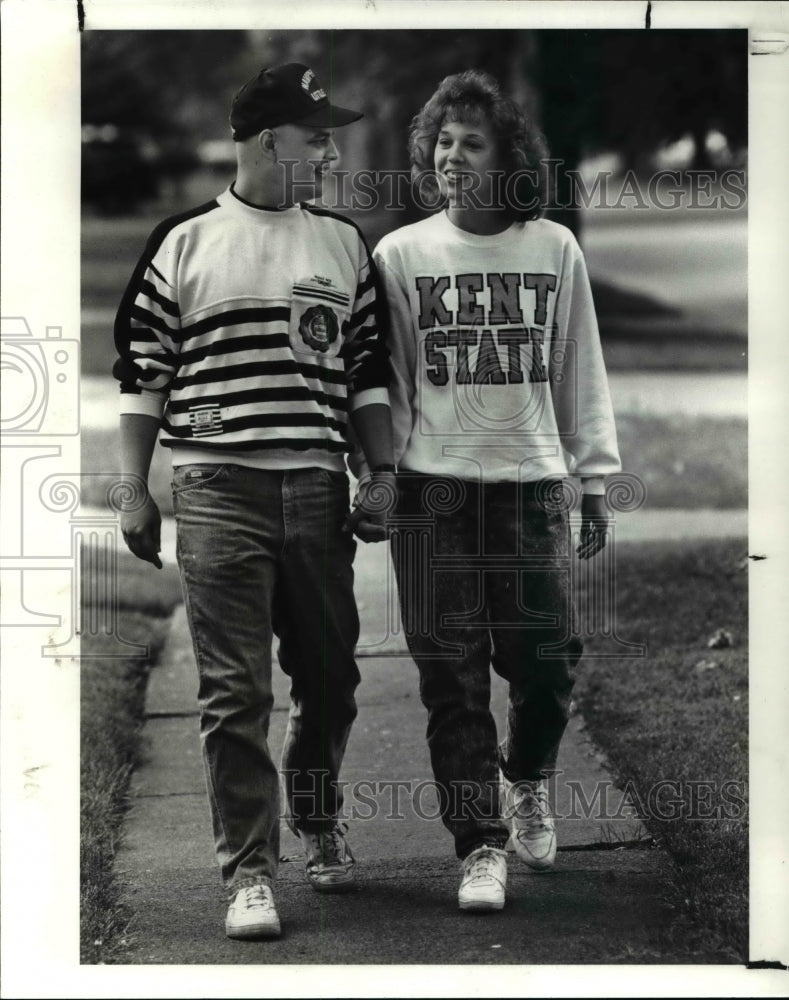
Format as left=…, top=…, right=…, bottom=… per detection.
left=230, top=63, right=363, bottom=140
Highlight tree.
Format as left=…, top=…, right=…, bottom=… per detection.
left=520, top=30, right=747, bottom=235
left=81, top=31, right=254, bottom=142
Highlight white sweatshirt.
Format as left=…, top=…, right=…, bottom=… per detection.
left=371, top=211, right=621, bottom=489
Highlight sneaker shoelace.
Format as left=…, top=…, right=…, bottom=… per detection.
left=304, top=824, right=351, bottom=866
left=466, top=849, right=504, bottom=882
left=242, top=884, right=273, bottom=911
left=320, top=825, right=351, bottom=864
left=511, top=783, right=551, bottom=830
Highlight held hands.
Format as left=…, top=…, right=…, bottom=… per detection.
left=576, top=492, right=610, bottom=561
left=120, top=490, right=163, bottom=569
left=345, top=470, right=397, bottom=543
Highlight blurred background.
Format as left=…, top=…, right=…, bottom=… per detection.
left=77, top=33, right=750, bottom=965
left=81, top=28, right=748, bottom=516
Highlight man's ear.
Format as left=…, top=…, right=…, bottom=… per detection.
left=257, top=129, right=277, bottom=160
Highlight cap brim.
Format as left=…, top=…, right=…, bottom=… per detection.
left=294, top=104, right=363, bottom=128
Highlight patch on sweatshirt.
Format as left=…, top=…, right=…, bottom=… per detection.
left=188, top=403, right=223, bottom=437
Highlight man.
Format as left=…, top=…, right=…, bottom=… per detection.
left=114, top=63, right=395, bottom=940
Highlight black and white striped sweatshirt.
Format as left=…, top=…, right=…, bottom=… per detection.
left=113, top=186, right=390, bottom=471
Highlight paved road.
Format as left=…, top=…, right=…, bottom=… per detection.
left=583, top=214, right=747, bottom=336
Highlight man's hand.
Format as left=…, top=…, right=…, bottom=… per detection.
left=345, top=471, right=397, bottom=543
left=121, top=492, right=163, bottom=569
left=576, top=492, right=610, bottom=560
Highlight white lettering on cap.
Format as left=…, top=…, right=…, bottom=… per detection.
left=301, top=68, right=326, bottom=102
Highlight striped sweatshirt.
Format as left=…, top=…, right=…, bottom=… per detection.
left=114, top=186, right=390, bottom=471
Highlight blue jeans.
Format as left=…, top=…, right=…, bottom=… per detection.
left=391, top=473, right=582, bottom=859
left=172, top=464, right=360, bottom=895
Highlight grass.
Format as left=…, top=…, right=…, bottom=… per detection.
left=80, top=411, right=747, bottom=515
left=80, top=552, right=183, bottom=964
left=575, top=536, right=748, bottom=961
left=616, top=413, right=746, bottom=509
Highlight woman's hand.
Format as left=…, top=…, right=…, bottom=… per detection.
left=345, top=471, right=397, bottom=543
left=576, top=493, right=610, bottom=560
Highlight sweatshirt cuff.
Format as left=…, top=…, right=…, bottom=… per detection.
left=119, top=389, right=167, bottom=420
left=348, top=387, right=390, bottom=412
left=581, top=476, right=606, bottom=495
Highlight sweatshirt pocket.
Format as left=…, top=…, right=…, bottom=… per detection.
left=289, top=277, right=351, bottom=360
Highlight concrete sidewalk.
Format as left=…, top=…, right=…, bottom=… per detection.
left=113, top=542, right=734, bottom=965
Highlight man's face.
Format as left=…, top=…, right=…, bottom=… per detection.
left=273, top=123, right=339, bottom=202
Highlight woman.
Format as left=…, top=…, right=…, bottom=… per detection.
left=365, top=70, right=621, bottom=912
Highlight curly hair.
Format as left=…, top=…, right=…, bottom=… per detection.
left=408, top=69, right=549, bottom=222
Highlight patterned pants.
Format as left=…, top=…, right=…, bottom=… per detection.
left=391, top=473, right=582, bottom=859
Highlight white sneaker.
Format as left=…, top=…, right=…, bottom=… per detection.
left=500, top=773, right=557, bottom=871
left=225, top=883, right=281, bottom=939
left=458, top=846, right=507, bottom=912
left=298, top=825, right=356, bottom=893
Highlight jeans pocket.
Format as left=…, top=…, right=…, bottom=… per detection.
left=318, top=468, right=350, bottom=489
left=171, top=463, right=228, bottom=495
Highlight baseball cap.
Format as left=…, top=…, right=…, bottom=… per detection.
left=230, top=63, right=363, bottom=140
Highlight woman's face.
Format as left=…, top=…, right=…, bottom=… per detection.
left=433, top=116, right=502, bottom=210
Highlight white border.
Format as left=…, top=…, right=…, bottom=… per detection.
left=1, top=1, right=787, bottom=996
